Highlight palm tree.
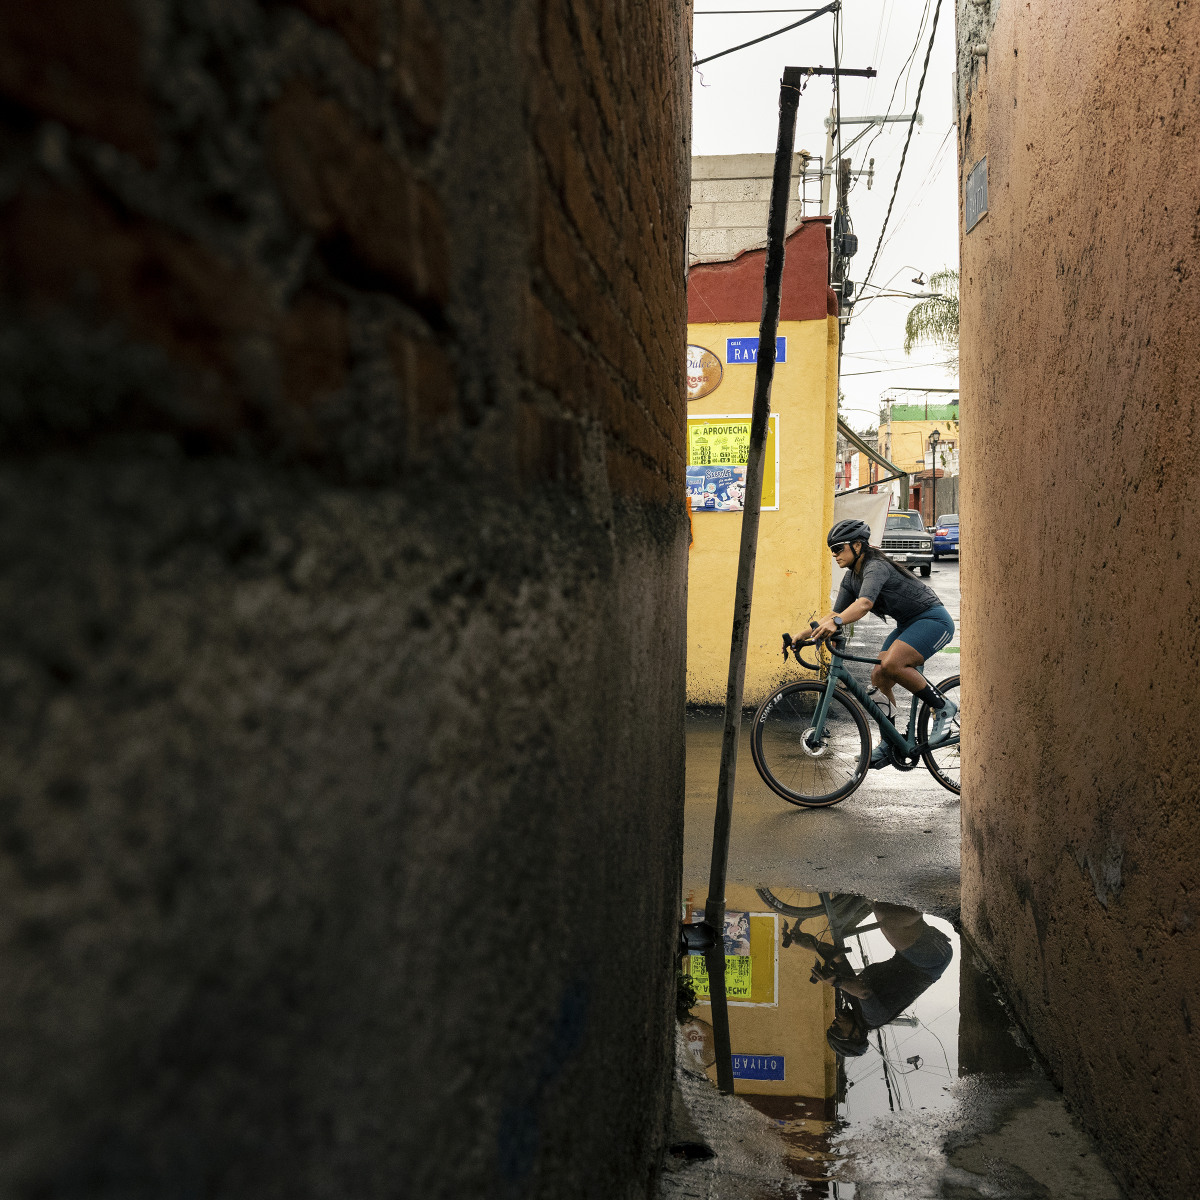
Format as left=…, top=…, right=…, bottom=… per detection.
left=904, top=268, right=959, bottom=370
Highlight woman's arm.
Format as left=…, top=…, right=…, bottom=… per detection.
left=811, top=596, right=874, bottom=639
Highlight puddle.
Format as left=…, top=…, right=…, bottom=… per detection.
left=671, top=884, right=1121, bottom=1199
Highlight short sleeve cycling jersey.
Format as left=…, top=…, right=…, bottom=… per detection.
left=834, top=556, right=941, bottom=626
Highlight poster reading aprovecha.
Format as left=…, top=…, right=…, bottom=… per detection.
left=686, top=415, right=779, bottom=511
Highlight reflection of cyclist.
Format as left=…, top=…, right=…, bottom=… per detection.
left=813, top=902, right=954, bottom=1057
left=805, top=519, right=958, bottom=768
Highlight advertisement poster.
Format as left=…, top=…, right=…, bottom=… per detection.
left=686, top=415, right=779, bottom=511
left=686, top=953, right=754, bottom=1000
left=686, top=344, right=723, bottom=401
left=685, top=910, right=755, bottom=1001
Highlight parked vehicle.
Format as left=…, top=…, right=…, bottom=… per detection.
left=933, top=514, right=960, bottom=560
left=881, top=510, right=934, bottom=576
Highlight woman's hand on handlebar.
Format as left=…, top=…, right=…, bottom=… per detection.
left=809, top=615, right=841, bottom=642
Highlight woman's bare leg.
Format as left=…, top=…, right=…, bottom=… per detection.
left=875, top=639, right=927, bottom=702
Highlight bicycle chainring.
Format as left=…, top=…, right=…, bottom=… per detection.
left=887, top=744, right=922, bottom=771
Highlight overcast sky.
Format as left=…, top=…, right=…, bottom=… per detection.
left=692, top=0, right=960, bottom=433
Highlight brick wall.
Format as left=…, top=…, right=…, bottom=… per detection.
left=0, top=2, right=691, bottom=1196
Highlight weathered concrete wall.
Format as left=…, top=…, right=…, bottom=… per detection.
left=0, top=2, right=691, bottom=1197
left=957, top=2, right=1200, bottom=1196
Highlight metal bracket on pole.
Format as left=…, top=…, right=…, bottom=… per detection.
left=703, top=65, right=805, bottom=1097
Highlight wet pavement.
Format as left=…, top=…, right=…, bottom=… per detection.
left=664, top=561, right=1124, bottom=1198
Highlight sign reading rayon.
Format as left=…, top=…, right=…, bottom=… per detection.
left=965, top=157, right=988, bottom=233
left=726, top=336, right=787, bottom=365
left=732, top=1054, right=785, bottom=1081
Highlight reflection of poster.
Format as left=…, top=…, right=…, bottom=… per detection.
left=680, top=1018, right=716, bottom=1068
left=686, top=345, right=722, bottom=401
left=686, top=953, right=753, bottom=1000
left=691, top=909, right=751, bottom=955
left=686, top=415, right=779, bottom=510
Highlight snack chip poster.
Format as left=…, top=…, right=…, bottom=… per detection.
left=685, top=911, right=780, bottom=1006
left=686, top=415, right=779, bottom=511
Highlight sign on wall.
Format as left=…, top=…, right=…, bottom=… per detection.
left=731, top=1054, right=785, bottom=1081
left=686, top=415, right=780, bottom=511
left=726, top=336, right=787, bottom=365
left=965, top=157, right=988, bottom=232
left=686, top=344, right=723, bottom=401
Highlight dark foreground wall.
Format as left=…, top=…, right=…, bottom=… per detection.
left=957, top=2, right=1200, bottom=1196
left=0, top=3, right=691, bottom=1196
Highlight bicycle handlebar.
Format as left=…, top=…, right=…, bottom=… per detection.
left=796, top=621, right=882, bottom=666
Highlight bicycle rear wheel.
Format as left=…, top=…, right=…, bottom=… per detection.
left=751, top=682, right=870, bottom=807
left=918, top=674, right=961, bottom=794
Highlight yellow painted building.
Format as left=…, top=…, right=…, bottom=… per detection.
left=879, top=404, right=960, bottom=475
left=682, top=882, right=837, bottom=1102
left=685, top=220, right=839, bottom=704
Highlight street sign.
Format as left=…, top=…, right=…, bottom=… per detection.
left=964, top=157, right=988, bottom=232
left=726, top=336, right=787, bottom=365
left=731, top=1053, right=785, bottom=1081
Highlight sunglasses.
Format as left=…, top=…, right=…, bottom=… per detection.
left=830, top=542, right=848, bottom=554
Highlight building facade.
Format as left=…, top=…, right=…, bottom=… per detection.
left=0, top=2, right=692, bottom=1196
left=686, top=219, right=839, bottom=705
left=956, top=1, right=1200, bottom=1196
left=879, top=403, right=960, bottom=520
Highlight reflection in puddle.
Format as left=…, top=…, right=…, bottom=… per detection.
left=680, top=884, right=1013, bottom=1196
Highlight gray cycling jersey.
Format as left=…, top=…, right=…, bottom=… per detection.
left=834, top=556, right=941, bottom=626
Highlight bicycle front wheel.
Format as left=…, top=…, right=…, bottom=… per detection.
left=918, top=674, right=961, bottom=794
left=751, top=682, right=870, bottom=807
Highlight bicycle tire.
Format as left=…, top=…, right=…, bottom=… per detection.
left=754, top=887, right=829, bottom=919
left=918, top=673, right=961, bottom=794
left=751, top=682, right=870, bottom=807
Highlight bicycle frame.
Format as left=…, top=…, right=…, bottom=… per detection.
left=808, top=640, right=957, bottom=758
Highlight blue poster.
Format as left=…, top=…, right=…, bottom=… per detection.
left=726, top=336, right=787, bottom=365
left=687, top=465, right=746, bottom=512
left=731, top=1054, right=785, bottom=1081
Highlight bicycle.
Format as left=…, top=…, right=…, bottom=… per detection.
left=749, top=623, right=960, bottom=807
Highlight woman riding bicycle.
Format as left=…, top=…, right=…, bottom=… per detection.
left=805, top=518, right=957, bottom=769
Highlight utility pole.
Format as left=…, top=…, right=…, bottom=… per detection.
left=831, top=156, right=854, bottom=362
left=820, top=107, right=834, bottom=214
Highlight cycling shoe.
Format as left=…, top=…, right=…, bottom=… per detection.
left=869, top=742, right=891, bottom=770
left=930, top=696, right=959, bottom=742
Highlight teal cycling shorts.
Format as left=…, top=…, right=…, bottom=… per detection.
left=881, top=604, right=954, bottom=660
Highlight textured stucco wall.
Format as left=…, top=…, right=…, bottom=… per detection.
left=0, top=2, right=691, bottom=1197
left=957, top=2, right=1200, bottom=1196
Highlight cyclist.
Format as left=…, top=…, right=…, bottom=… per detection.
left=804, top=518, right=957, bottom=769
left=807, top=901, right=954, bottom=1056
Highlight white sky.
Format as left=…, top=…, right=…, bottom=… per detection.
left=692, top=1, right=960, bottom=433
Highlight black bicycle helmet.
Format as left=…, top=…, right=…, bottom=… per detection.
left=827, top=518, right=872, bottom=547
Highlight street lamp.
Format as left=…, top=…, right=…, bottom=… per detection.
left=928, top=428, right=941, bottom=527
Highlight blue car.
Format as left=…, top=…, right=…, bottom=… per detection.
left=932, top=514, right=960, bottom=560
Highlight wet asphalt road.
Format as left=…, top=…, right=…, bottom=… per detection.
left=683, top=559, right=963, bottom=918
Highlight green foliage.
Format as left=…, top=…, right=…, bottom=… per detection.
left=903, top=268, right=959, bottom=370
left=676, top=966, right=698, bottom=1022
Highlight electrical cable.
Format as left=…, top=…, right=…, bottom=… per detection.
left=854, top=0, right=930, bottom=188
left=875, top=124, right=955, bottom=257
left=859, top=0, right=943, bottom=296
left=863, top=0, right=895, bottom=112
left=693, top=0, right=838, bottom=67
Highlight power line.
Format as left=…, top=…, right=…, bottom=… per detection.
left=860, top=0, right=943, bottom=294
left=693, top=0, right=838, bottom=67
left=855, top=0, right=930, bottom=187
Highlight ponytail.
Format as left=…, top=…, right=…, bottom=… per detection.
left=854, top=545, right=922, bottom=582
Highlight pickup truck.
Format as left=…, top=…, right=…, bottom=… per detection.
left=881, top=510, right=934, bottom=576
